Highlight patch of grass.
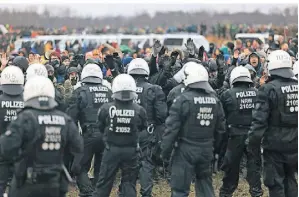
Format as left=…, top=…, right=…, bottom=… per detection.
left=67, top=172, right=269, bottom=197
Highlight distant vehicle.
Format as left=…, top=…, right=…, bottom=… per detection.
left=235, top=33, right=281, bottom=46
left=13, top=33, right=210, bottom=53
left=235, top=33, right=267, bottom=45
left=119, top=34, right=210, bottom=52
left=161, top=34, right=209, bottom=52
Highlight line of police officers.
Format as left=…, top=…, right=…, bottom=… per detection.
left=0, top=49, right=297, bottom=197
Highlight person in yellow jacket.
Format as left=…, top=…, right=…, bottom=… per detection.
left=44, top=41, right=53, bottom=53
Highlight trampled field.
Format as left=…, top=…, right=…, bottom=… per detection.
left=67, top=172, right=269, bottom=197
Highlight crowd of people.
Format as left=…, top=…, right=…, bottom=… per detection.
left=0, top=29, right=298, bottom=197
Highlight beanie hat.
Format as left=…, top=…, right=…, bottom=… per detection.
left=49, top=51, right=61, bottom=61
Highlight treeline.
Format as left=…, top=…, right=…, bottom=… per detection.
left=0, top=6, right=297, bottom=29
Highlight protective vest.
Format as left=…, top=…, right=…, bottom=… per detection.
left=27, top=109, right=68, bottom=166
left=79, top=83, right=111, bottom=130
left=180, top=91, right=218, bottom=142
left=268, top=79, right=298, bottom=127
left=15, top=109, right=71, bottom=185
left=106, top=103, right=139, bottom=146
left=0, top=93, right=24, bottom=135
left=226, top=87, right=257, bottom=126
left=133, top=81, right=155, bottom=124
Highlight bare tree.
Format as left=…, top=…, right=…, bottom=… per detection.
left=0, top=5, right=297, bottom=30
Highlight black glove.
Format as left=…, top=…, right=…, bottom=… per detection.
left=104, top=55, right=115, bottom=70
left=159, top=46, right=167, bottom=57
left=71, top=162, right=81, bottom=176
left=198, top=46, right=205, bottom=61
left=162, top=56, right=174, bottom=78
left=152, top=40, right=163, bottom=57
left=170, top=51, right=179, bottom=65
left=162, top=56, right=173, bottom=69
left=185, top=38, right=196, bottom=57
left=216, top=53, right=225, bottom=70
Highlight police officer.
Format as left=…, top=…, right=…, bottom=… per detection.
left=219, top=66, right=263, bottom=197
left=26, top=63, right=67, bottom=112
left=167, top=55, right=226, bottom=109
left=0, top=66, right=25, bottom=196
left=125, top=58, right=167, bottom=197
left=67, top=63, right=112, bottom=197
left=248, top=50, right=298, bottom=197
left=0, top=76, right=83, bottom=197
left=92, top=74, right=147, bottom=197
left=161, top=63, right=225, bottom=197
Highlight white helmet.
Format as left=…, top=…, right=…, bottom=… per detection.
left=184, top=62, right=208, bottom=86
left=0, top=66, right=24, bottom=95
left=26, top=63, right=48, bottom=81
left=127, top=58, right=150, bottom=76
left=267, top=50, right=294, bottom=78
left=24, top=76, right=55, bottom=102
left=112, top=74, right=137, bottom=101
left=81, top=64, right=103, bottom=83
left=230, top=66, right=253, bottom=86
left=173, top=64, right=188, bottom=83
left=183, top=62, right=214, bottom=92
left=293, top=61, right=298, bottom=76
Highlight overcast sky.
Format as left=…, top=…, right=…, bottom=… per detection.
left=0, top=2, right=297, bottom=17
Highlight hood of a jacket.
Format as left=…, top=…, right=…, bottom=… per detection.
left=248, top=52, right=262, bottom=74
left=171, top=48, right=184, bottom=60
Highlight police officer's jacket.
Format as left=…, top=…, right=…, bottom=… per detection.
left=0, top=103, right=83, bottom=175
left=248, top=77, right=298, bottom=152
left=0, top=92, right=24, bottom=163
left=220, top=84, right=257, bottom=136
left=133, top=78, right=167, bottom=126
left=167, top=83, right=185, bottom=109
left=67, top=82, right=112, bottom=134
left=0, top=93, right=24, bottom=135
left=97, top=100, right=147, bottom=147
left=161, top=88, right=226, bottom=157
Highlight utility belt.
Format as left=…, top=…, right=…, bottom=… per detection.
left=25, top=165, right=62, bottom=185
left=0, top=156, right=14, bottom=165
left=227, top=124, right=251, bottom=129
left=82, top=124, right=99, bottom=137
left=15, top=159, right=72, bottom=188
left=227, top=124, right=250, bottom=136
left=104, top=141, right=140, bottom=151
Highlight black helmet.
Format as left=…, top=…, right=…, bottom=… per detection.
left=12, top=56, right=29, bottom=73
left=67, top=67, right=78, bottom=75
